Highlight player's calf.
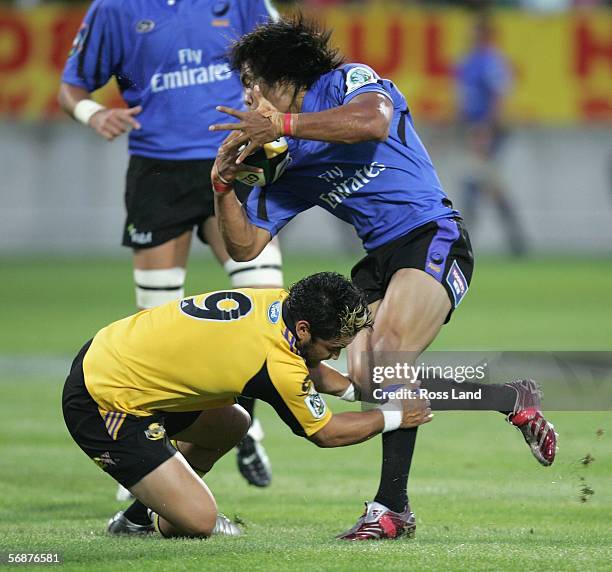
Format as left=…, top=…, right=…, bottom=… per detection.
left=133, top=267, right=186, bottom=309
left=223, top=239, right=283, bottom=288
left=129, top=454, right=219, bottom=539
left=236, top=418, right=272, bottom=487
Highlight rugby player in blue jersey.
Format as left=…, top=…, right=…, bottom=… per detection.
left=456, top=14, right=527, bottom=256
left=210, top=15, right=558, bottom=540
left=57, top=0, right=280, bottom=505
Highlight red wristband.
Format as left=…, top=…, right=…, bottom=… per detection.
left=211, top=165, right=234, bottom=194
left=283, top=113, right=294, bottom=136
left=212, top=178, right=234, bottom=194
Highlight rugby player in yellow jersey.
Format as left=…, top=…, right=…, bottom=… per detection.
left=62, top=272, right=432, bottom=538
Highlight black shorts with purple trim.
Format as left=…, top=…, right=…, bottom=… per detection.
left=351, top=217, right=474, bottom=323
left=62, top=340, right=201, bottom=488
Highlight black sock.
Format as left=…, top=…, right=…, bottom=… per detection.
left=123, top=499, right=151, bottom=526
left=236, top=395, right=256, bottom=421
left=373, top=427, right=418, bottom=513
left=372, top=379, right=516, bottom=514
left=419, top=378, right=516, bottom=414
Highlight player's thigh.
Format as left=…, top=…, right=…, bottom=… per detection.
left=371, top=268, right=451, bottom=355
left=130, top=453, right=217, bottom=537
left=171, top=404, right=250, bottom=450
left=133, top=230, right=193, bottom=270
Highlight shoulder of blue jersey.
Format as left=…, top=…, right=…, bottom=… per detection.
left=344, top=65, right=380, bottom=95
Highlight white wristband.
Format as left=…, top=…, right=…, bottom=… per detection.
left=377, top=400, right=402, bottom=433
left=73, top=99, right=106, bottom=126
left=339, top=382, right=357, bottom=402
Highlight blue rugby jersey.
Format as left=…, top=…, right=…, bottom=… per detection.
left=245, top=63, right=459, bottom=252
left=62, top=0, right=277, bottom=159
left=456, top=47, right=511, bottom=123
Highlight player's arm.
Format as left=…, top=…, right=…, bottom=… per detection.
left=309, top=410, right=383, bottom=447
left=212, top=132, right=308, bottom=261
left=259, top=351, right=432, bottom=449
left=308, top=362, right=358, bottom=401
left=308, top=400, right=432, bottom=448
left=58, top=2, right=141, bottom=141
left=213, top=189, right=271, bottom=261
left=210, top=90, right=393, bottom=163
left=58, top=82, right=142, bottom=142
left=211, top=136, right=272, bottom=261
left=272, top=91, right=393, bottom=143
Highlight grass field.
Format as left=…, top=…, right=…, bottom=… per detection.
left=0, top=255, right=610, bottom=571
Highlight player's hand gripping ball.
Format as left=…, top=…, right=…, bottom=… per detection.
left=235, top=138, right=291, bottom=187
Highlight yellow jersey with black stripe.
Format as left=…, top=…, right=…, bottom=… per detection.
left=83, top=288, right=331, bottom=437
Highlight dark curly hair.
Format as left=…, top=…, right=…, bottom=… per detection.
left=229, top=13, right=344, bottom=92
left=286, top=272, right=372, bottom=341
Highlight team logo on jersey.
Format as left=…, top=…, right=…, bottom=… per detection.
left=267, top=301, right=281, bottom=324
left=345, top=66, right=377, bottom=95
left=144, top=422, right=166, bottom=441
left=305, top=392, right=327, bottom=419
left=445, top=260, right=469, bottom=307
left=68, top=23, right=88, bottom=57
left=136, top=19, right=156, bottom=34
left=212, top=0, right=230, bottom=16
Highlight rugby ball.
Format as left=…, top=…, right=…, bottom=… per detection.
left=235, top=138, right=291, bottom=187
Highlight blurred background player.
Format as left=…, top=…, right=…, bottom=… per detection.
left=456, top=13, right=527, bottom=256
left=57, top=0, right=280, bottom=498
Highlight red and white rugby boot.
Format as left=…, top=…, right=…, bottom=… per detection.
left=336, top=501, right=416, bottom=541
left=505, top=379, right=558, bottom=466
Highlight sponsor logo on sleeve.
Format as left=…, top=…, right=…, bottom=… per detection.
left=304, top=392, right=327, bottom=419
left=445, top=260, right=469, bottom=307
left=345, top=66, right=377, bottom=95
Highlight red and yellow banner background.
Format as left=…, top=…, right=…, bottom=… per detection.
left=0, top=5, right=610, bottom=123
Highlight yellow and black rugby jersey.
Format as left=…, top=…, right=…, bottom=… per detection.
left=83, top=288, right=331, bottom=437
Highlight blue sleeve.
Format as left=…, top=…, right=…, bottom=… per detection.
left=240, top=0, right=279, bottom=34
left=61, top=0, right=122, bottom=92
left=330, top=64, right=392, bottom=106
left=245, top=184, right=312, bottom=237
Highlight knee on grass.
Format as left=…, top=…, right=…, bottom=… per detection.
left=231, top=404, right=251, bottom=442
left=172, top=512, right=218, bottom=539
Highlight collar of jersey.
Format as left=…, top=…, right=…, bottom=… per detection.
left=281, top=300, right=300, bottom=355
left=300, top=69, right=333, bottom=114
